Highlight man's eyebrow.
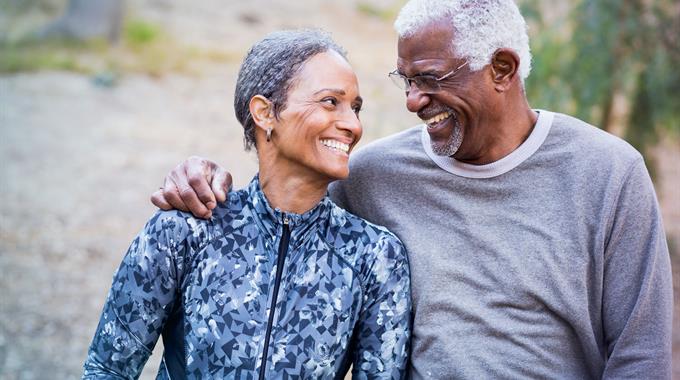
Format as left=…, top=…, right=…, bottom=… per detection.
left=415, top=71, right=439, bottom=77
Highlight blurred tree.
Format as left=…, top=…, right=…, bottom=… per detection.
left=522, top=0, right=679, bottom=165
left=35, top=0, right=125, bottom=42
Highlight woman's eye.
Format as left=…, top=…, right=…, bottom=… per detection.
left=352, top=105, right=362, bottom=114
left=321, top=97, right=337, bottom=106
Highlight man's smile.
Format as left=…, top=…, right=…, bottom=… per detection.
left=423, top=110, right=452, bottom=128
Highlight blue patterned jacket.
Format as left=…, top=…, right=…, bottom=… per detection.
left=83, top=176, right=411, bottom=379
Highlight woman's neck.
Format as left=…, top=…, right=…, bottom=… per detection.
left=258, top=164, right=329, bottom=215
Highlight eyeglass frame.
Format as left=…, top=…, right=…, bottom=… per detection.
left=388, top=61, right=469, bottom=93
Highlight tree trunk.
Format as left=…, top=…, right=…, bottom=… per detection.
left=35, top=0, right=125, bottom=43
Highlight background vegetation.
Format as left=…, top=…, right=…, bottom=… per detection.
left=521, top=0, right=679, bottom=172
left=1, top=0, right=678, bottom=379
left=2, top=0, right=677, bottom=157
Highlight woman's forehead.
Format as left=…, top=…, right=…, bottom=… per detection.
left=291, top=52, right=359, bottom=95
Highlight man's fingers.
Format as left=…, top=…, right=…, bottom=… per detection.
left=171, top=167, right=212, bottom=219
left=161, top=175, right=190, bottom=213
left=212, top=168, right=232, bottom=203
left=152, top=156, right=226, bottom=219
left=150, top=189, right=172, bottom=210
left=185, top=159, right=216, bottom=210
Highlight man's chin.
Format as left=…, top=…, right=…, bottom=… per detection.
left=430, top=121, right=463, bottom=157
left=431, top=142, right=459, bottom=157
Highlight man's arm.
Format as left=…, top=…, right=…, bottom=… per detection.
left=151, top=156, right=356, bottom=218
left=601, top=157, right=672, bottom=379
left=349, top=235, right=412, bottom=380
left=150, top=156, right=232, bottom=219
left=82, top=211, right=190, bottom=378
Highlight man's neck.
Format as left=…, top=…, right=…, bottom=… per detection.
left=491, top=103, right=538, bottom=161
left=456, top=96, right=537, bottom=165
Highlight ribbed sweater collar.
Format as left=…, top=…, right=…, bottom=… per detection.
left=421, top=110, right=554, bottom=178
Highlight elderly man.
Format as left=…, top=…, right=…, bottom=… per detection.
left=151, top=0, right=672, bottom=378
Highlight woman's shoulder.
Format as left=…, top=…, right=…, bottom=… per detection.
left=326, top=202, right=407, bottom=263
left=146, top=184, right=249, bottom=244
left=325, top=203, right=410, bottom=300
left=143, top=209, right=220, bottom=255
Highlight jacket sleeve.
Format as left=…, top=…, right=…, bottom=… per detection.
left=82, top=211, right=191, bottom=379
left=351, top=234, right=412, bottom=380
left=601, top=157, right=672, bottom=379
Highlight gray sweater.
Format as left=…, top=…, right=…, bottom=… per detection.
left=330, top=110, right=672, bottom=379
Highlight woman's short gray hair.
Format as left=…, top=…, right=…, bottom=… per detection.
left=394, top=0, right=532, bottom=83
left=234, top=29, right=347, bottom=151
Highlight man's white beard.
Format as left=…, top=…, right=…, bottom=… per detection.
left=432, top=121, right=463, bottom=157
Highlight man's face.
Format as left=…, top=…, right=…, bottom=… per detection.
left=396, top=19, right=496, bottom=163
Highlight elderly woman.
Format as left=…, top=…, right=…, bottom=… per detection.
left=82, top=30, right=411, bottom=379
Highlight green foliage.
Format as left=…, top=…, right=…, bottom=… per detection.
left=0, top=15, right=240, bottom=77
left=0, top=47, right=80, bottom=73
left=0, top=40, right=94, bottom=73
left=521, top=0, right=679, bottom=163
left=355, top=1, right=403, bottom=22
left=124, top=19, right=160, bottom=47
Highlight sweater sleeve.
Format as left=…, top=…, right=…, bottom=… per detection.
left=328, top=180, right=349, bottom=210
left=350, top=235, right=412, bottom=380
left=82, top=211, right=191, bottom=379
left=601, top=157, right=672, bottom=379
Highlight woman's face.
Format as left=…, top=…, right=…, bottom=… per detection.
left=270, top=50, right=363, bottom=182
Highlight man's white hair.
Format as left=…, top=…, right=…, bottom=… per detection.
left=394, top=0, right=532, bottom=82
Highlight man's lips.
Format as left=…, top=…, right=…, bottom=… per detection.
left=423, top=111, right=452, bottom=127
left=422, top=111, right=456, bottom=135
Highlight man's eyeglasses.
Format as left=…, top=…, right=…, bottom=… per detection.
left=388, top=61, right=469, bottom=93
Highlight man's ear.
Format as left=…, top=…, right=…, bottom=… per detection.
left=490, top=48, right=520, bottom=92
left=249, top=95, right=274, bottom=131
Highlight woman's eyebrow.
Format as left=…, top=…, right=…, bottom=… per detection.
left=313, top=89, right=362, bottom=104
left=313, top=88, right=346, bottom=96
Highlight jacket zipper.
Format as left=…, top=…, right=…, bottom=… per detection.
left=259, top=215, right=290, bottom=380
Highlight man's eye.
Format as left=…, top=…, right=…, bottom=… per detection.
left=352, top=104, right=362, bottom=114
left=415, top=75, right=437, bottom=86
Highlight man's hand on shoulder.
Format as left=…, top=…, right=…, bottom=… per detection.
left=150, top=156, right=232, bottom=219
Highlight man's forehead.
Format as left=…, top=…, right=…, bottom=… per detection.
left=396, top=57, right=451, bottom=74
left=397, top=21, right=455, bottom=55
left=397, top=29, right=457, bottom=73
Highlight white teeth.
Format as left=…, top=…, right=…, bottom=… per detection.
left=320, top=139, right=350, bottom=153
left=423, top=111, right=452, bottom=126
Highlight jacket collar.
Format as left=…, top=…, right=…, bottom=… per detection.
left=247, top=175, right=332, bottom=246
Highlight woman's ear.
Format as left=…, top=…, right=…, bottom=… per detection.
left=249, top=95, right=274, bottom=131
left=490, top=48, right=519, bottom=93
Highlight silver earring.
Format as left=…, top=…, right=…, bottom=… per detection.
left=266, top=127, right=272, bottom=142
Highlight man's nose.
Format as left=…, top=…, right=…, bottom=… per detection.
left=405, top=85, right=430, bottom=113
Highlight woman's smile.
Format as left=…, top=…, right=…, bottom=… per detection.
left=320, top=138, right=352, bottom=155
left=266, top=50, right=363, bottom=182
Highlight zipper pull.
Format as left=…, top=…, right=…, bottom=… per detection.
left=283, top=214, right=289, bottom=225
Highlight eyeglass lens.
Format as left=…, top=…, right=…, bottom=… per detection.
left=389, top=73, right=439, bottom=93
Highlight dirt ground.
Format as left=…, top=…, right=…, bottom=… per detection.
left=1, top=1, right=678, bottom=379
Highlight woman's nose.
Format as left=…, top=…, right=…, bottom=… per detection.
left=338, top=109, right=363, bottom=139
